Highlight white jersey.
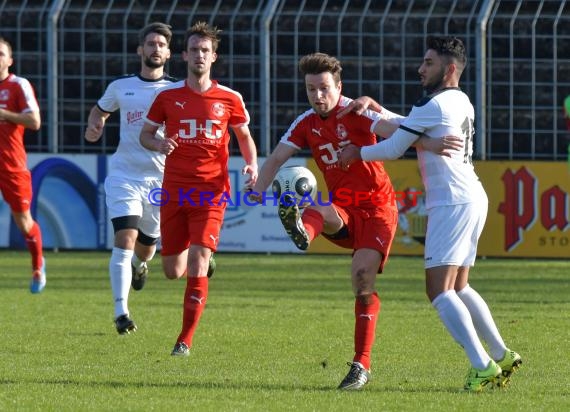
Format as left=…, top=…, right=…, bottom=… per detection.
left=364, top=87, right=485, bottom=209
left=97, top=74, right=176, bottom=181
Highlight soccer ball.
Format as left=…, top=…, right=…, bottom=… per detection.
left=272, top=166, right=318, bottom=207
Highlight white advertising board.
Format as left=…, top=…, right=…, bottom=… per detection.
left=0, top=154, right=305, bottom=253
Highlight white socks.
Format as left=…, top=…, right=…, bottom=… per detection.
left=131, top=248, right=155, bottom=271
left=457, top=284, right=507, bottom=361
left=432, top=290, right=491, bottom=369
left=131, top=254, right=145, bottom=272
left=110, top=247, right=134, bottom=318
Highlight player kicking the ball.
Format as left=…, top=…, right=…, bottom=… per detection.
left=339, top=36, right=522, bottom=392
left=249, top=52, right=447, bottom=390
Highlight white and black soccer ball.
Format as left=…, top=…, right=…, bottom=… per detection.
left=272, top=166, right=318, bottom=206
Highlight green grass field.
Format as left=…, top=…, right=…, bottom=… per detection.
left=0, top=250, right=568, bottom=411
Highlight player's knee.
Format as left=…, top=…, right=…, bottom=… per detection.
left=163, top=269, right=184, bottom=280
left=162, top=261, right=186, bottom=280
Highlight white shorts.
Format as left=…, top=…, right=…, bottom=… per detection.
left=424, top=200, right=488, bottom=269
left=104, top=176, right=161, bottom=238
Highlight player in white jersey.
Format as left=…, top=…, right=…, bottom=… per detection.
left=338, top=36, right=521, bottom=392
left=84, top=23, right=175, bottom=335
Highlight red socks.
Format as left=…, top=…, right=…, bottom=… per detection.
left=25, top=222, right=43, bottom=271
left=301, top=208, right=324, bottom=241
left=177, top=276, right=209, bottom=347
left=353, top=292, right=381, bottom=370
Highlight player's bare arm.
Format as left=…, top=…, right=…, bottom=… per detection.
left=232, top=124, right=259, bottom=187
left=336, top=96, right=380, bottom=118
left=416, top=135, right=463, bottom=156
left=248, top=142, right=297, bottom=202
left=139, top=122, right=178, bottom=155
left=84, top=105, right=110, bottom=142
left=337, top=96, right=406, bottom=124
left=0, top=108, right=40, bottom=130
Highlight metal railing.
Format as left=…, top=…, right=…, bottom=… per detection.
left=0, top=0, right=568, bottom=160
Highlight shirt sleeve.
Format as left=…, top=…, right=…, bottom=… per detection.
left=279, top=113, right=309, bottom=150
left=96, top=81, right=119, bottom=113
left=362, top=102, right=440, bottom=160
left=19, top=78, right=40, bottom=113
left=144, top=91, right=165, bottom=126
left=229, top=92, right=250, bottom=127
left=379, top=106, right=406, bottom=126
left=361, top=126, right=420, bottom=160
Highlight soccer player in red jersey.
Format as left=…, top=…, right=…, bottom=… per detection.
left=249, top=53, right=445, bottom=390
left=0, top=37, right=46, bottom=294
left=140, top=22, right=258, bottom=356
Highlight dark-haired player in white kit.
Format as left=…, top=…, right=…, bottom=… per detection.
left=85, top=23, right=178, bottom=334
left=339, top=35, right=521, bottom=392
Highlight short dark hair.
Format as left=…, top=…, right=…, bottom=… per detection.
left=426, top=35, right=466, bottom=70
left=298, top=53, right=342, bottom=85
left=184, top=21, right=222, bottom=52
left=138, top=22, right=172, bottom=46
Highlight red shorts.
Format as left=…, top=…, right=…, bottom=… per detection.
left=323, top=204, right=398, bottom=273
left=0, top=170, right=33, bottom=212
left=160, top=203, right=225, bottom=255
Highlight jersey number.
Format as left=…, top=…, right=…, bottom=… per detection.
left=461, top=117, right=474, bottom=165
left=319, top=142, right=338, bottom=165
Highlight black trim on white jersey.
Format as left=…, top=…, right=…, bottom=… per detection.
left=398, top=124, right=422, bottom=136
left=414, top=87, right=462, bottom=107
left=137, top=74, right=178, bottom=83
left=96, top=103, right=113, bottom=114
left=108, top=73, right=178, bottom=83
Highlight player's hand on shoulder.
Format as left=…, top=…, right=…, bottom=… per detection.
left=337, top=96, right=374, bottom=119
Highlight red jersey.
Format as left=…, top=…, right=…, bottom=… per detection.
left=0, top=74, right=40, bottom=172
left=145, top=80, right=249, bottom=202
left=281, top=96, right=395, bottom=211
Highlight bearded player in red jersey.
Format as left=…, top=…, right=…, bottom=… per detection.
left=249, top=53, right=445, bottom=390
left=140, top=22, right=258, bottom=356
left=0, top=37, right=46, bottom=294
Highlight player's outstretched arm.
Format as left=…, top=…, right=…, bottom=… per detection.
left=337, top=96, right=382, bottom=118
left=338, top=127, right=419, bottom=169
left=337, top=96, right=405, bottom=126
left=248, top=143, right=297, bottom=202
